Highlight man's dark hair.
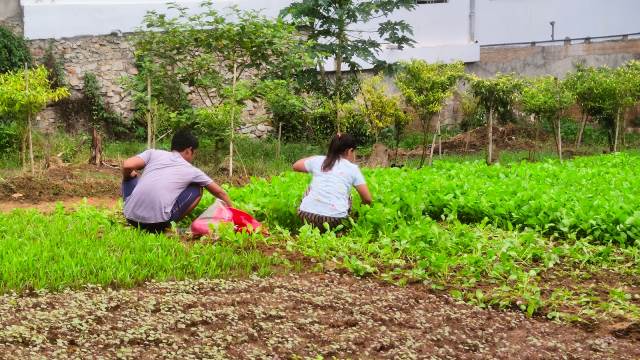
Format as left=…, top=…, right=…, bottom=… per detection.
left=171, top=129, right=199, bottom=151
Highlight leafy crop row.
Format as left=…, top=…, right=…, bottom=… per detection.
left=222, top=153, right=640, bottom=245
left=195, top=153, right=639, bottom=319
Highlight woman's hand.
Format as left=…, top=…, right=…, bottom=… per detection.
left=355, top=184, right=372, bottom=205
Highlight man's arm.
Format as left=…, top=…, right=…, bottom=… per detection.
left=122, top=156, right=146, bottom=180
left=205, top=182, right=233, bottom=207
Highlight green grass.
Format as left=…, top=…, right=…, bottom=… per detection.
left=0, top=203, right=283, bottom=293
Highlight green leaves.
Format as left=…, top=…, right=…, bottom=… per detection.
left=469, top=73, right=523, bottom=116
left=133, top=3, right=312, bottom=108
left=353, top=74, right=408, bottom=138
left=395, top=60, right=466, bottom=121
left=0, top=66, right=69, bottom=119
left=521, top=76, right=574, bottom=120
left=0, top=26, right=31, bottom=74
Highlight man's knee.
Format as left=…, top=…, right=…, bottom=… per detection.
left=121, top=177, right=139, bottom=199
left=170, top=185, right=203, bottom=222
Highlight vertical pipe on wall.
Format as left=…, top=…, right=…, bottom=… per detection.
left=469, top=0, right=476, bottom=43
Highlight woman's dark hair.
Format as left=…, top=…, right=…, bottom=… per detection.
left=322, top=133, right=357, bottom=172
left=171, top=129, right=199, bottom=151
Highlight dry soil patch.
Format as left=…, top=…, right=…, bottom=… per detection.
left=0, top=273, right=637, bottom=359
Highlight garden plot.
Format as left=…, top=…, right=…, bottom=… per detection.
left=1, top=273, right=638, bottom=359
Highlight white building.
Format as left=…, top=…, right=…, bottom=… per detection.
left=15, top=0, right=640, bottom=66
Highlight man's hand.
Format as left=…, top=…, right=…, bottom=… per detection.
left=122, top=156, right=146, bottom=180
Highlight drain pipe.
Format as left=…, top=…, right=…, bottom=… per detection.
left=469, top=0, right=476, bottom=42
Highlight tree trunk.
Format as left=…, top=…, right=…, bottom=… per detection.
left=437, top=116, right=442, bottom=158
left=25, top=64, right=34, bottom=175
left=27, top=114, right=34, bottom=175
left=429, top=115, right=441, bottom=166
left=20, top=131, right=27, bottom=170
left=487, top=108, right=494, bottom=165
left=614, top=109, right=621, bottom=152
left=147, top=76, right=152, bottom=149
left=529, top=114, right=540, bottom=161
left=575, top=113, right=588, bottom=149
left=90, top=127, right=103, bottom=166
left=556, top=118, right=563, bottom=161
left=419, top=118, right=429, bottom=168
left=229, top=63, right=238, bottom=178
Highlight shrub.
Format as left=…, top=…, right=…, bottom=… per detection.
left=0, top=26, right=31, bottom=73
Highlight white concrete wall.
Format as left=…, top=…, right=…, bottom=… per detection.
left=0, top=0, right=21, bottom=21
left=476, top=0, right=640, bottom=45
left=20, top=0, right=640, bottom=63
left=22, top=0, right=479, bottom=64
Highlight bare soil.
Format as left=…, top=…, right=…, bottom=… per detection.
left=0, top=164, right=121, bottom=202
left=0, top=273, right=637, bottom=359
left=395, top=124, right=548, bottom=160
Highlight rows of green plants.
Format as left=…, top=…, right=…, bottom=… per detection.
left=221, top=153, right=640, bottom=245
left=1, top=154, right=638, bottom=321
left=0, top=204, right=280, bottom=292
left=189, top=153, right=639, bottom=320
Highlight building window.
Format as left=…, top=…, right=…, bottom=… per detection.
left=416, top=0, right=448, bottom=4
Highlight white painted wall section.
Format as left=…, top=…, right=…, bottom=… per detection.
left=19, top=0, right=640, bottom=64
left=475, top=0, right=640, bottom=44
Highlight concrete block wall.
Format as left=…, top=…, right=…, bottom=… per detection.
left=0, top=0, right=23, bottom=35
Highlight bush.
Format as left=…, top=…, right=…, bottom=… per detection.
left=0, top=120, right=20, bottom=153
left=83, top=73, right=132, bottom=139
left=258, top=80, right=307, bottom=142
left=0, top=26, right=31, bottom=74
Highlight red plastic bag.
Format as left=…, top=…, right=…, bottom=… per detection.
left=191, top=200, right=262, bottom=236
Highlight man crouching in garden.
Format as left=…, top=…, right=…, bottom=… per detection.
left=121, top=129, right=232, bottom=233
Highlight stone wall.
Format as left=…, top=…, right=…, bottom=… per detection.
left=434, top=38, right=640, bottom=128
left=468, top=38, right=640, bottom=78
left=28, top=34, right=274, bottom=138
left=29, top=34, right=138, bottom=131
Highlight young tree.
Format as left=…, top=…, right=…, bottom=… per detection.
left=565, top=65, right=592, bottom=148
left=521, top=76, right=575, bottom=160
left=395, top=60, right=465, bottom=167
left=568, top=64, right=638, bottom=152
left=357, top=74, right=408, bottom=144
left=614, top=61, right=640, bottom=150
left=135, top=3, right=311, bottom=176
left=469, top=74, right=523, bottom=165
left=280, top=0, right=416, bottom=100
left=0, top=66, right=68, bottom=174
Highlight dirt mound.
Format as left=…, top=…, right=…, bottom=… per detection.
left=0, top=273, right=638, bottom=359
left=444, top=123, right=544, bottom=152
left=0, top=164, right=120, bottom=202
left=394, top=124, right=546, bottom=160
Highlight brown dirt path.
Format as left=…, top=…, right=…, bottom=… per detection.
left=0, top=273, right=637, bottom=359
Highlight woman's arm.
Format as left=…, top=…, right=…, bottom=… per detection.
left=292, top=157, right=314, bottom=173
left=355, top=184, right=372, bottom=205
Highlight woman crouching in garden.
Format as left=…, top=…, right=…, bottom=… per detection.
left=293, top=133, right=372, bottom=230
